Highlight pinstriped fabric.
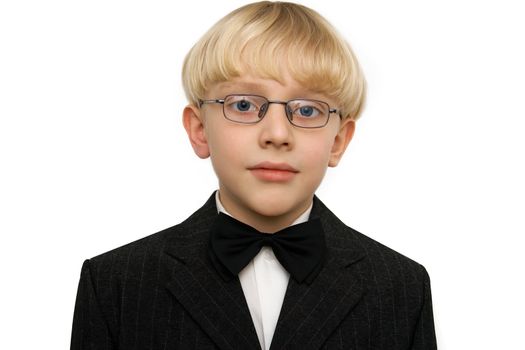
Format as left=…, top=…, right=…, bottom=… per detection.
left=71, top=193, right=437, bottom=349
left=169, top=256, right=256, bottom=348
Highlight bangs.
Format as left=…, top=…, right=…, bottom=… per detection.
left=182, top=2, right=366, bottom=120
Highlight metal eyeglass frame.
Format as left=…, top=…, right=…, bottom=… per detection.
left=197, top=94, right=342, bottom=129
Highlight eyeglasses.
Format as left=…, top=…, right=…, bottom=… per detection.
left=198, top=94, right=341, bottom=129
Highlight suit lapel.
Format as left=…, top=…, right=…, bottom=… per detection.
left=270, top=197, right=367, bottom=350
left=163, top=194, right=261, bottom=350
left=162, top=193, right=367, bottom=350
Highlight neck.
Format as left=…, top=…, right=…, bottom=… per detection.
left=216, top=190, right=312, bottom=233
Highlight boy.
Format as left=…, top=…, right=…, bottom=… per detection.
left=71, top=2, right=437, bottom=349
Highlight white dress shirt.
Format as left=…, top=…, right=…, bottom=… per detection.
left=215, top=191, right=312, bottom=350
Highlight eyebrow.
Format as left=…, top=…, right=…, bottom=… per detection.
left=215, top=81, right=321, bottom=100
left=217, top=81, right=264, bottom=92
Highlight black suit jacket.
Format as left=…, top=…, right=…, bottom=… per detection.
left=71, top=193, right=437, bottom=349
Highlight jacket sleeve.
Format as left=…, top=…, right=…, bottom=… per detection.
left=410, top=266, right=438, bottom=349
left=71, top=259, right=116, bottom=350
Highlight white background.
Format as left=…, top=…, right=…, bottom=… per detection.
left=1, top=0, right=524, bottom=348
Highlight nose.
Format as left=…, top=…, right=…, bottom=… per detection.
left=258, top=102, right=294, bottom=149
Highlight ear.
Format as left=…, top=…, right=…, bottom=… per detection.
left=328, top=118, right=356, bottom=167
left=183, top=104, right=210, bottom=159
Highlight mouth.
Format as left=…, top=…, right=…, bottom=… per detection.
left=248, top=162, right=299, bottom=182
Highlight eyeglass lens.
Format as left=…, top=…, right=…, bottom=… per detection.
left=223, top=95, right=329, bottom=128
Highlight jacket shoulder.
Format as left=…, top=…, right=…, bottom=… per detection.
left=84, top=223, right=180, bottom=283
left=315, top=196, right=429, bottom=281
left=86, top=193, right=217, bottom=275
left=343, top=223, right=431, bottom=300
left=354, top=226, right=426, bottom=271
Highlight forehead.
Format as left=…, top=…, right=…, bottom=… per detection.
left=207, top=74, right=337, bottom=105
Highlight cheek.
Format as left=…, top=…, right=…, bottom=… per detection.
left=206, top=123, right=251, bottom=164
left=301, top=137, right=334, bottom=168
left=205, top=118, right=235, bottom=153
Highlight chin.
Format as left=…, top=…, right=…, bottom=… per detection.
left=247, top=191, right=307, bottom=218
left=252, top=205, right=290, bottom=218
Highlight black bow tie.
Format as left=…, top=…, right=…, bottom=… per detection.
left=208, top=212, right=326, bottom=284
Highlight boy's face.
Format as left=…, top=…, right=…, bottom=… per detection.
left=183, top=69, right=355, bottom=232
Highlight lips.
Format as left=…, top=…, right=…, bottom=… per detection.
left=248, top=162, right=298, bottom=182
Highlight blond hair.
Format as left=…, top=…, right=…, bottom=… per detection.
left=182, top=1, right=366, bottom=120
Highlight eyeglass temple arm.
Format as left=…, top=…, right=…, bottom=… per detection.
left=329, top=108, right=342, bottom=119
left=197, top=99, right=225, bottom=108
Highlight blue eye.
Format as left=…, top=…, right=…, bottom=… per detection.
left=299, top=106, right=315, bottom=117
left=294, top=105, right=320, bottom=118
left=235, top=100, right=252, bottom=112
